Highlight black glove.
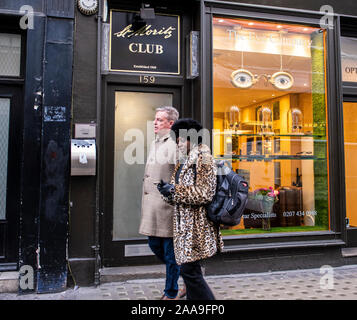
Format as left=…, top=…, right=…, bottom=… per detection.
left=157, top=180, right=175, bottom=197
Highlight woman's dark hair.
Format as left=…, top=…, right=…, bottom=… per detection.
left=170, top=118, right=203, bottom=144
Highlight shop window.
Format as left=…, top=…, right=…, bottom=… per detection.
left=343, top=102, right=357, bottom=228
left=212, top=17, right=329, bottom=235
left=0, top=33, right=21, bottom=77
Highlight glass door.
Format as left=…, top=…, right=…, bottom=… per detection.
left=0, top=85, right=23, bottom=268
left=0, top=98, right=10, bottom=221
left=103, top=86, right=180, bottom=266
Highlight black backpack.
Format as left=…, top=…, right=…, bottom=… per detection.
left=206, top=161, right=249, bottom=226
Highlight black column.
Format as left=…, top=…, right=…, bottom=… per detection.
left=19, top=13, right=45, bottom=294
left=36, top=9, right=74, bottom=293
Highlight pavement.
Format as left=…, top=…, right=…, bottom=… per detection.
left=1, top=264, right=357, bottom=300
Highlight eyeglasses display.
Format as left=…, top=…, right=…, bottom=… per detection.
left=231, top=70, right=294, bottom=90
left=225, top=105, right=241, bottom=131
left=287, top=107, right=304, bottom=134
left=230, top=29, right=294, bottom=90
left=257, top=106, right=273, bottom=134
left=213, top=17, right=329, bottom=236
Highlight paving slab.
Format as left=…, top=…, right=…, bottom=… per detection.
left=1, top=264, right=357, bottom=300
left=0, top=272, right=18, bottom=293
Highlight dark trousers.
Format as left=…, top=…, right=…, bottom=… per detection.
left=148, top=236, right=180, bottom=299
left=180, top=260, right=215, bottom=300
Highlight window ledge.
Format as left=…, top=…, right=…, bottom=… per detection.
left=223, top=230, right=338, bottom=241
left=223, top=239, right=345, bottom=253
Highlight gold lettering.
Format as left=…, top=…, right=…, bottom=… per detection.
left=114, top=25, right=133, bottom=38
left=163, top=26, right=176, bottom=39
left=146, top=44, right=154, bottom=54
left=138, top=43, right=146, bottom=53
left=129, top=25, right=149, bottom=38
left=129, top=43, right=138, bottom=53
left=114, top=24, right=176, bottom=39
left=128, top=43, right=164, bottom=55
left=156, top=45, right=164, bottom=54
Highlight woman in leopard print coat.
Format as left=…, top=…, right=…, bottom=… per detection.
left=158, top=119, right=223, bottom=300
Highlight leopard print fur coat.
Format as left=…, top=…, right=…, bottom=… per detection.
left=163, top=144, right=224, bottom=265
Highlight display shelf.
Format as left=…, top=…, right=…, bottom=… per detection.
left=215, top=155, right=326, bottom=161
left=220, top=226, right=328, bottom=236
left=214, top=132, right=325, bottom=138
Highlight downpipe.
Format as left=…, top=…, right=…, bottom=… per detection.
left=93, top=0, right=103, bottom=287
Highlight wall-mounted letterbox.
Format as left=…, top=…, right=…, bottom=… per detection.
left=71, top=139, right=96, bottom=176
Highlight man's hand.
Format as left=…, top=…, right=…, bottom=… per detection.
left=157, top=180, right=175, bottom=197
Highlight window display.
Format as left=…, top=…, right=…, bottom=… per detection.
left=213, top=17, right=330, bottom=235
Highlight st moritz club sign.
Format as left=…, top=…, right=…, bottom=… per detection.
left=110, top=10, right=180, bottom=74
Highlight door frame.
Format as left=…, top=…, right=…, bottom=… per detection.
left=0, top=84, right=24, bottom=269
left=101, top=84, right=181, bottom=267
left=339, top=16, right=357, bottom=247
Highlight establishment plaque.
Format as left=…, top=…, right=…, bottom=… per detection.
left=110, top=10, right=180, bottom=75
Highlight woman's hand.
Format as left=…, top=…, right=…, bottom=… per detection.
left=157, top=180, right=175, bottom=197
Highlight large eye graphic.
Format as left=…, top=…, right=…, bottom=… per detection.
left=270, top=72, right=294, bottom=90
left=231, top=69, right=257, bottom=89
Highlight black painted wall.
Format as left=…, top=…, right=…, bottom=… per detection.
left=68, top=7, right=98, bottom=286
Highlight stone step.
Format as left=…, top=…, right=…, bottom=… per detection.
left=0, top=272, right=18, bottom=293
left=100, top=264, right=166, bottom=283
left=342, top=247, right=357, bottom=257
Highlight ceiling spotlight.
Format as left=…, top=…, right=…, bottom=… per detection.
left=140, top=3, right=155, bottom=20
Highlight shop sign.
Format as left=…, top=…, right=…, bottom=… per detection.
left=110, top=10, right=180, bottom=75
left=341, top=37, right=357, bottom=82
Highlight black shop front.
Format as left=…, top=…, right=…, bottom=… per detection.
left=8, top=0, right=357, bottom=289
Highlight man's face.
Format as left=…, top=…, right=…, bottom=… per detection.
left=154, top=111, right=174, bottom=135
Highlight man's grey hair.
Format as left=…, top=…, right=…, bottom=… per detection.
left=156, top=106, right=179, bottom=122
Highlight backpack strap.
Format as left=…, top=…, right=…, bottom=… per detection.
left=192, top=164, right=197, bottom=182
